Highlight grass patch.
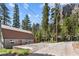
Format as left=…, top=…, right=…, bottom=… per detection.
left=0, top=49, right=11, bottom=54
left=0, top=48, right=32, bottom=56
left=11, top=49, right=32, bottom=56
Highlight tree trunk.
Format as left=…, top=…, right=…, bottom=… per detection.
left=0, top=19, right=4, bottom=48
left=56, top=19, right=58, bottom=42
left=0, top=20, right=2, bottom=48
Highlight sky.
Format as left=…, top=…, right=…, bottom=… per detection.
left=5, top=3, right=66, bottom=26
left=5, top=3, right=55, bottom=26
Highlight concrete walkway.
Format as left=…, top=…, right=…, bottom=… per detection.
left=13, top=42, right=79, bottom=56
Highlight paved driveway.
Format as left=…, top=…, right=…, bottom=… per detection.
left=13, top=42, right=79, bottom=56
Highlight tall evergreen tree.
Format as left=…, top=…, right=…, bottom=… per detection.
left=0, top=4, right=10, bottom=25
left=22, top=14, right=31, bottom=30
left=62, top=4, right=79, bottom=41
left=42, top=3, right=50, bottom=41
left=61, top=4, right=79, bottom=41
left=32, top=23, right=36, bottom=36
left=62, top=4, right=75, bottom=18
left=35, top=23, right=39, bottom=31
left=32, top=23, right=40, bottom=35
left=63, top=14, right=78, bottom=41
left=42, top=3, right=49, bottom=31
left=32, top=23, right=41, bottom=42
left=0, top=5, right=2, bottom=20
left=0, top=5, right=2, bottom=16
left=35, top=29, right=42, bottom=42
left=13, top=4, right=20, bottom=28
left=51, top=3, right=61, bottom=42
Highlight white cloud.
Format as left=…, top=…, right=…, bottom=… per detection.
left=8, top=3, right=14, bottom=7
left=23, top=4, right=29, bottom=10
left=28, top=13, right=31, bottom=17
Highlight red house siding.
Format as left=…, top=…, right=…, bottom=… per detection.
left=2, top=28, right=34, bottom=40
left=1, top=25, right=35, bottom=48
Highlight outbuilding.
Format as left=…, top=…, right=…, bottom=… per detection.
left=0, top=25, right=35, bottom=48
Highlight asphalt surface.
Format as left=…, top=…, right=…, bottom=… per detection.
left=14, top=42, right=79, bottom=56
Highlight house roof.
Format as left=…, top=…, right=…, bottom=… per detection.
left=2, top=25, right=32, bottom=34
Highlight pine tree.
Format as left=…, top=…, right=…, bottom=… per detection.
left=0, top=4, right=10, bottom=25
left=0, top=5, right=2, bottom=20
left=62, top=4, right=79, bottom=41
left=42, top=3, right=49, bottom=31
left=51, top=3, right=61, bottom=42
left=42, top=3, right=50, bottom=41
left=13, top=4, right=20, bottom=28
left=32, top=23, right=39, bottom=34
left=32, top=23, right=36, bottom=36
left=0, top=5, right=2, bottom=16
left=32, top=23, right=40, bottom=42
left=22, top=14, right=31, bottom=30
left=35, top=30, right=42, bottom=42
left=62, top=4, right=75, bottom=18
left=63, top=10, right=79, bottom=41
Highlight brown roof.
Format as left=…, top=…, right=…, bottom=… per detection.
left=1, top=25, right=34, bottom=39
left=2, top=25, right=32, bottom=34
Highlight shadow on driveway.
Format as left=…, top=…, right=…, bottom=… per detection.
left=28, top=53, right=55, bottom=56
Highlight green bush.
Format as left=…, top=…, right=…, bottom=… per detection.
left=0, top=48, right=31, bottom=55
left=11, top=49, right=31, bottom=56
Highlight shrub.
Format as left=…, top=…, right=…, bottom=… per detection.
left=0, top=48, right=32, bottom=56
left=12, top=49, right=31, bottom=56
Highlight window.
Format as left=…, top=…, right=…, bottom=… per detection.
left=10, top=40, right=14, bottom=44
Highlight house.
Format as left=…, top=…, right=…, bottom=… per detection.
left=0, top=25, right=35, bottom=48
